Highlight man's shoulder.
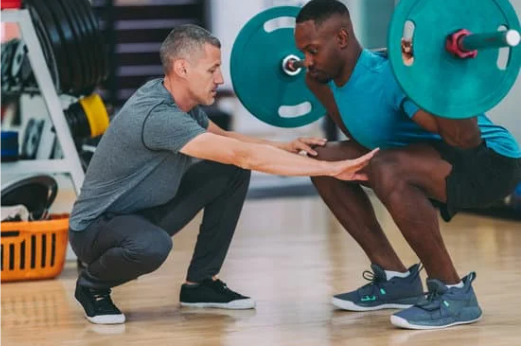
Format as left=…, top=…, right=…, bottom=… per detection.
left=356, top=52, right=405, bottom=105
left=132, top=78, right=171, bottom=103
left=359, top=51, right=393, bottom=81
left=118, top=80, right=180, bottom=119
left=138, top=78, right=163, bottom=92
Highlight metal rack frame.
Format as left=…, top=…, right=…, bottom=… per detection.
left=1, top=9, right=85, bottom=195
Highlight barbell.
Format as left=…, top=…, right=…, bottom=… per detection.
left=230, top=0, right=521, bottom=127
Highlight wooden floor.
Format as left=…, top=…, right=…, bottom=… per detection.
left=2, top=195, right=521, bottom=346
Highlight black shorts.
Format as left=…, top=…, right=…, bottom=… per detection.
left=430, top=141, right=521, bottom=222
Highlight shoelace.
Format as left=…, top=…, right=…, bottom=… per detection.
left=359, top=263, right=425, bottom=297
left=212, top=279, right=228, bottom=290
left=417, top=276, right=453, bottom=311
left=359, top=270, right=385, bottom=296
left=211, top=279, right=243, bottom=298
left=426, top=288, right=443, bottom=302
left=91, top=289, right=118, bottom=313
left=415, top=289, right=445, bottom=311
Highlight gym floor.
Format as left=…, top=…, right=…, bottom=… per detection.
left=2, top=194, right=520, bottom=345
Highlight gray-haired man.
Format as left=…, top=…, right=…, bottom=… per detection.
left=70, top=24, right=377, bottom=324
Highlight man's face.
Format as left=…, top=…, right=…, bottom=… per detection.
left=295, top=20, right=344, bottom=84
left=186, top=43, right=224, bottom=105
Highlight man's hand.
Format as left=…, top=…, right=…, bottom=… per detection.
left=278, top=137, right=328, bottom=156
left=402, top=39, right=414, bottom=66
left=332, top=148, right=380, bottom=181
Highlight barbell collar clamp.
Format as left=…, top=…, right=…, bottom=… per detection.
left=447, top=29, right=521, bottom=59
left=282, top=55, right=306, bottom=76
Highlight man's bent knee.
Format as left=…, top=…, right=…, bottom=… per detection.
left=368, top=152, right=407, bottom=199
left=127, top=232, right=173, bottom=274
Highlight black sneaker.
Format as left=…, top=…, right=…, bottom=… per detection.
left=180, top=278, right=255, bottom=309
left=75, top=282, right=126, bottom=324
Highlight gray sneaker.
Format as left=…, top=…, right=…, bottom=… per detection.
left=332, top=264, right=424, bottom=311
left=391, top=272, right=482, bottom=330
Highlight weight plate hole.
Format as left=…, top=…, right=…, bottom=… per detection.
left=497, top=25, right=510, bottom=70
left=402, top=20, right=415, bottom=66
left=263, top=17, right=296, bottom=33
left=278, top=102, right=312, bottom=118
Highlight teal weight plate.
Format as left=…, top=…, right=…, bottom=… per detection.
left=230, top=6, right=325, bottom=128
left=388, top=0, right=521, bottom=119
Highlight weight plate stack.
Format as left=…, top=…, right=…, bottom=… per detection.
left=22, top=0, right=107, bottom=96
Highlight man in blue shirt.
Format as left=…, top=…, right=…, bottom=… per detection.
left=295, top=0, right=521, bottom=330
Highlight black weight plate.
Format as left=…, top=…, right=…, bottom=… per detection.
left=69, top=0, right=99, bottom=92
left=77, top=0, right=107, bottom=83
left=1, top=175, right=58, bottom=221
left=10, top=40, right=24, bottom=80
left=75, top=0, right=102, bottom=93
left=45, top=0, right=85, bottom=94
left=21, top=118, right=44, bottom=159
left=29, top=0, right=78, bottom=92
left=25, top=0, right=73, bottom=93
left=55, top=0, right=92, bottom=93
left=57, top=0, right=96, bottom=94
left=73, top=0, right=101, bottom=88
left=23, top=1, right=60, bottom=90
left=1, top=40, right=17, bottom=89
left=11, top=40, right=32, bottom=86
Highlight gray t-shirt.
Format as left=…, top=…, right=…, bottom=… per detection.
left=69, top=78, right=209, bottom=231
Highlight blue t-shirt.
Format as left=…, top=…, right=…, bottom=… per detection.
left=328, top=49, right=521, bottom=159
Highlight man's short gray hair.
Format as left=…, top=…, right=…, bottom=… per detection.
left=160, top=24, right=221, bottom=74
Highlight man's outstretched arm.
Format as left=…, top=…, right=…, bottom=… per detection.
left=180, top=132, right=378, bottom=181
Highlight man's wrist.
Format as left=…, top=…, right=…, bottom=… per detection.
left=323, top=161, right=339, bottom=176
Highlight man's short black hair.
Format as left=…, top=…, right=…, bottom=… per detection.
left=296, top=0, right=350, bottom=26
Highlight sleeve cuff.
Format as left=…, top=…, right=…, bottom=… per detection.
left=401, top=98, right=421, bottom=119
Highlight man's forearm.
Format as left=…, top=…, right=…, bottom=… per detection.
left=222, top=131, right=286, bottom=150
left=238, top=143, right=337, bottom=177
left=413, top=110, right=482, bottom=149
left=436, top=117, right=482, bottom=149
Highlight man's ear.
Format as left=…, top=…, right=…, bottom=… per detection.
left=173, top=59, right=188, bottom=78
left=337, top=28, right=349, bottom=49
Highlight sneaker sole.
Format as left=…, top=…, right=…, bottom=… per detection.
left=75, top=298, right=126, bottom=324
left=390, top=314, right=483, bottom=330
left=331, top=297, right=413, bottom=311
left=180, top=298, right=256, bottom=310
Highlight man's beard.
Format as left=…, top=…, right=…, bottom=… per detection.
left=309, top=70, right=331, bottom=84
